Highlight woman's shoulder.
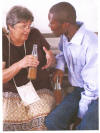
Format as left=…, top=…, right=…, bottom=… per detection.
left=2, top=32, right=9, bottom=47
left=2, top=28, right=9, bottom=39
left=28, top=27, right=45, bottom=43
left=30, top=27, right=42, bottom=36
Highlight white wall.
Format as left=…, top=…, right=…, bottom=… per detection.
left=2, top=0, right=98, bottom=33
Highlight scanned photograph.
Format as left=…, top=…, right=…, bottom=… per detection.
left=2, top=0, right=98, bottom=131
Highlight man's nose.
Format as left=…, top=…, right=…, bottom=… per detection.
left=48, top=24, right=50, bottom=27
left=48, top=23, right=51, bottom=28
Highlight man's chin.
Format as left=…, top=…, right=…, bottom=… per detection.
left=53, top=32, right=61, bottom=37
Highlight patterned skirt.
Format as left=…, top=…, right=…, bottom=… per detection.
left=3, top=89, right=56, bottom=131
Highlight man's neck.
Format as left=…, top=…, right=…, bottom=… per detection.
left=64, top=24, right=79, bottom=41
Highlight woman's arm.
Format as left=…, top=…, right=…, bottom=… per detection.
left=3, top=61, right=22, bottom=83
left=3, top=55, right=39, bottom=83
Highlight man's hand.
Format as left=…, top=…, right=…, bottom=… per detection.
left=53, top=69, right=64, bottom=84
left=42, top=46, right=56, bottom=69
left=72, top=117, right=81, bottom=130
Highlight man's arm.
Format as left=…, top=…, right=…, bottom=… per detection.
left=78, top=42, right=98, bottom=119
left=72, top=39, right=98, bottom=129
left=52, top=52, right=66, bottom=84
left=56, top=52, right=66, bottom=72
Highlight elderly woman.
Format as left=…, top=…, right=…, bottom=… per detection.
left=3, top=6, right=56, bottom=131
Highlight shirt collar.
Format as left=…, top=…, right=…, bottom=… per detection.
left=62, top=22, right=86, bottom=45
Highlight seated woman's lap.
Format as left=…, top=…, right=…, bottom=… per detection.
left=3, top=89, right=56, bottom=131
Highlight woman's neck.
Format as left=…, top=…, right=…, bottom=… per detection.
left=9, top=33, right=24, bottom=46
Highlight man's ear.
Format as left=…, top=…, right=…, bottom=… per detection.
left=62, top=22, right=69, bottom=29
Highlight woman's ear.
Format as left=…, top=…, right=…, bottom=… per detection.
left=8, top=25, right=14, bottom=31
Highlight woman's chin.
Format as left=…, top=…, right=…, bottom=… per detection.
left=23, top=35, right=28, bottom=40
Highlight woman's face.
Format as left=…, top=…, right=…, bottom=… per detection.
left=9, top=20, right=32, bottom=43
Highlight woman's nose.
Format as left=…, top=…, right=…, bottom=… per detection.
left=24, top=26, right=30, bottom=32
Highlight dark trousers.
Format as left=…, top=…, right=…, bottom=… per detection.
left=45, top=87, right=98, bottom=130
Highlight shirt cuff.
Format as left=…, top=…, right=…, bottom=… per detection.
left=77, top=91, right=92, bottom=118
left=56, top=65, right=65, bottom=72
left=56, top=59, right=65, bottom=71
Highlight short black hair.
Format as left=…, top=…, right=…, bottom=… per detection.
left=49, top=2, right=76, bottom=24
left=6, top=5, right=34, bottom=29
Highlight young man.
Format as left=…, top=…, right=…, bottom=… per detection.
left=45, top=2, right=98, bottom=130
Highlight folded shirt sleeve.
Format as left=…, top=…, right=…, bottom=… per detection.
left=77, top=42, right=98, bottom=119
left=56, top=52, right=66, bottom=71
left=55, top=35, right=66, bottom=71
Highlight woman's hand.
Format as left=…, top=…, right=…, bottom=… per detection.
left=53, top=69, right=64, bottom=84
left=18, top=55, right=39, bottom=69
left=3, top=55, right=39, bottom=83
left=42, top=46, right=56, bottom=69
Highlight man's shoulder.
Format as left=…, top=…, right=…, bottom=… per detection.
left=85, top=30, right=98, bottom=45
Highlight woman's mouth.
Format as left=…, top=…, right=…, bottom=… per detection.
left=23, top=34, right=29, bottom=39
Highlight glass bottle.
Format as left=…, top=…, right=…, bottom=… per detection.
left=54, top=76, right=62, bottom=105
left=28, top=44, right=38, bottom=80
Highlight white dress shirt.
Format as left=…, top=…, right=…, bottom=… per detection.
left=56, top=22, right=98, bottom=118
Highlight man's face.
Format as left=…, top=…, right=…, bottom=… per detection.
left=48, top=13, right=64, bottom=37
